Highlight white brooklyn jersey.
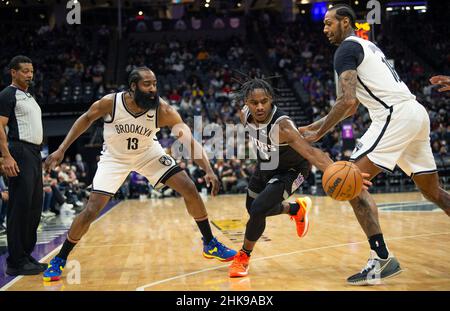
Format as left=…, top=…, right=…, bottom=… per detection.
left=340, top=36, right=416, bottom=121
left=102, top=91, right=160, bottom=158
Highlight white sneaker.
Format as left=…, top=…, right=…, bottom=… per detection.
left=42, top=211, right=56, bottom=218
left=347, top=250, right=402, bottom=285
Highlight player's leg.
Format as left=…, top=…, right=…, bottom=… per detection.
left=230, top=185, right=286, bottom=278
left=243, top=183, right=286, bottom=253
left=43, top=157, right=129, bottom=282
left=345, top=112, right=414, bottom=285
left=43, top=192, right=112, bottom=282
left=350, top=156, right=383, bottom=238
left=230, top=171, right=311, bottom=277
left=346, top=156, right=402, bottom=285
left=396, top=114, right=449, bottom=216
left=64, top=193, right=112, bottom=242
left=412, top=173, right=450, bottom=216
left=162, top=170, right=237, bottom=262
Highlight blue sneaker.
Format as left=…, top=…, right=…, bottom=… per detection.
left=43, top=257, right=66, bottom=282
left=202, top=237, right=237, bottom=262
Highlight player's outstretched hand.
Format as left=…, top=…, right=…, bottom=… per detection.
left=44, top=149, right=65, bottom=171
left=429, top=75, right=450, bottom=92
left=361, top=172, right=373, bottom=191
left=204, top=171, right=220, bottom=197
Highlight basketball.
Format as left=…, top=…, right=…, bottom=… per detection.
left=322, top=161, right=363, bottom=201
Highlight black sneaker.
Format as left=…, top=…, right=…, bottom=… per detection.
left=6, top=260, right=44, bottom=276
left=347, top=250, right=402, bottom=286
left=28, top=255, right=48, bottom=272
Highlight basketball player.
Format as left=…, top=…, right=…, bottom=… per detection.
left=429, top=75, right=450, bottom=92
left=299, top=4, right=450, bottom=285
left=228, top=78, right=372, bottom=277
left=42, top=67, right=236, bottom=282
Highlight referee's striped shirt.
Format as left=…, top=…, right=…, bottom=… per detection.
left=0, top=85, right=43, bottom=145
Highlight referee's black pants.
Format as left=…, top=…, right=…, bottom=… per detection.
left=6, top=141, right=43, bottom=268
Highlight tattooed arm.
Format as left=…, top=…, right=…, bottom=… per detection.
left=301, top=70, right=359, bottom=142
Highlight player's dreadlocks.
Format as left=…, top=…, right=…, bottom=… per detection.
left=232, top=75, right=278, bottom=107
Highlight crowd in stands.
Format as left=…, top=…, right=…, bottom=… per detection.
left=0, top=24, right=110, bottom=106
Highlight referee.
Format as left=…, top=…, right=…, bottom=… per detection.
left=0, top=55, right=47, bottom=275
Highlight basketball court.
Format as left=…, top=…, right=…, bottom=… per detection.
left=1, top=191, right=448, bottom=291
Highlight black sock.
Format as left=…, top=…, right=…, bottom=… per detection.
left=196, top=219, right=214, bottom=244
left=288, top=202, right=300, bottom=216
left=57, top=239, right=77, bottom=260
left=368, top=234, right=389, bottom=259
left=241, top=247, right=252, bottom=257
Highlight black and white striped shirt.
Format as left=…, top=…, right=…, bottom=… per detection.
left=0, top=85, right=43, bottom=145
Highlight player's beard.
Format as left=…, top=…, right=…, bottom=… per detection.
left=134, top=88, right=159, bottom=110
left=334, top=23, right=345, bottom=45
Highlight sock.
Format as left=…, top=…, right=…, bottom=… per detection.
left=288, top=202, right=300, bottom=216
left=241, top=246, right=252, bottom=257
left=196, top=219, right=214, bottom=244
left=57, top=239, right=77, bottom=260
left=368, top=234, right=389, bottom=259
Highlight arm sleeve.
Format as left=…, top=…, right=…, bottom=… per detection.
left=0, top=87, right=16, bottom=118
left=334, top=40, right=364, bottom=76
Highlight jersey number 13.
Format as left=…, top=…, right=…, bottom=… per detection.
left=126, top=138, right=139, bottom=150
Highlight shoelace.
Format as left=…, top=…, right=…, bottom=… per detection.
left=214, top=241, right=228, bottom=255
left=230, top=253, right=247, bottom=268
left=48, top=259, right=64, bottom=272
left=361, top=258, right=377, bottom=273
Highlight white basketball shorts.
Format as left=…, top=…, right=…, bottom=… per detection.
left=91, top=143, right=182, bottom=196
left=350, top=100, right=437, bottom=177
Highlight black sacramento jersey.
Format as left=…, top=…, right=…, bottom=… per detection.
left=243, top=106, right=310, bottom=172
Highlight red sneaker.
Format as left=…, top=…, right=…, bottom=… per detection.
left=229, top=251, right=250, bottom=278
left=290, top=197, right=312, bottom=238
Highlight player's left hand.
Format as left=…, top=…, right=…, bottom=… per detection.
left=361, top=173, right=373, bottom=191
left=204, top=171, right=220, bottom=197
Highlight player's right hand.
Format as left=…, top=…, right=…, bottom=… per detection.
left=204, top=171, right=220, bottom=197
left=44, top=149, right=64, bottom=171
left=429, top=75, right=450, bottom=92
left=1, top=155, right=20, bottom=177
left=361, top=172, right=373, bottom=191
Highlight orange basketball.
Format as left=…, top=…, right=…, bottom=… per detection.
left=322, top=161, right=363, bottom=201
